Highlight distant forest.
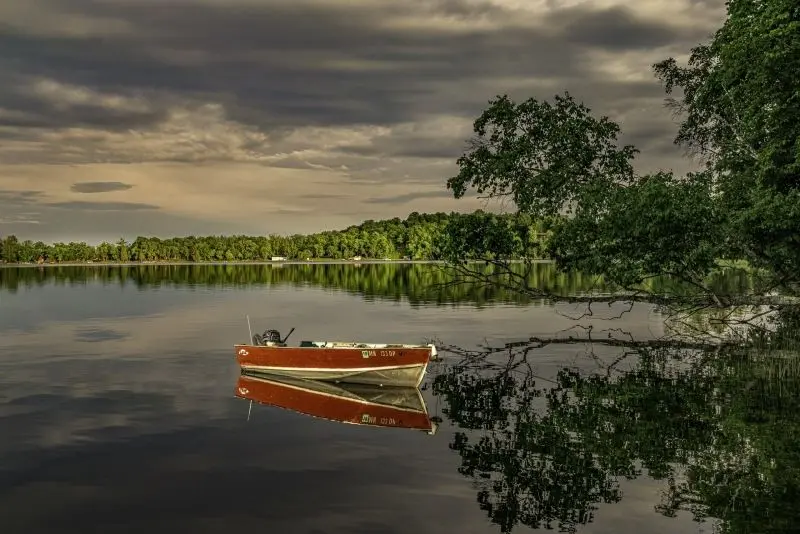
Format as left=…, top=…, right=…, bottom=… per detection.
left=0, top=210, right=554, bottom=264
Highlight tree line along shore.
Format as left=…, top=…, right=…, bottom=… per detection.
left=3, top=1, right=796, bottom=301
left=0, top=210, right=554, bottom=265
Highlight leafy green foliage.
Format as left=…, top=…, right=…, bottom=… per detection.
left=438, top=211, right=554, bottom=263
left=729, top=188, right=800, bottom=288
left=0, top=235, right=16, bottom=263
left=652, top=0, right=800, bottom=289
left=547, top=171, right=725, bottom=287
left=442, top=91, right=725, bottom=291
left=0, top=211, right=550, bottom=264
left=447, top=92, right=638, bottom=219
left=653, top=0, right=800, bottom=190
left=444, top=0, right=800, bottom=301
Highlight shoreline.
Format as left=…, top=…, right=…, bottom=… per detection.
left=0, top=259, right=548, bottom=269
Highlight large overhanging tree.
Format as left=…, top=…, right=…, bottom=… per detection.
left=440, top=0, right=799, bottom=336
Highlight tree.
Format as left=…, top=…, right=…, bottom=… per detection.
left=7, top=212, right=521, bottom=264
left=117, top=238, right=130, bottom=263
left=447, top=92, right=639, bottom=219
left=441, top=93, right=737, bottom=307
left=441, top=0, right=799, bottom=334
left=652, top=0, right=800, bottom=293
left=0, top=235, right=8, bottom=262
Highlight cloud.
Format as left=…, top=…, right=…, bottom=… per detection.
left=0, top=163, right=490, bottom=242
left=0, top=0, right=724, bottom=146
left=0, top=77, right=167, bottom=131
left=0, top=215, right=40, bottom=225
left=70, top=181, right=134, bottom=193
left=366, top=190, right=455, bottom=205
left=301, top=193, right=349, bottom=200
left=0, top=5, right=636, bottom=140
left=0, top=189, right=44, bottom=204
left=0, top=190, right=44, bottom=225
left=46, top=201, right=160, bottom=211
left=0, top=0, right=729, bottom=239
left=557, top=6, right=701, bottom=51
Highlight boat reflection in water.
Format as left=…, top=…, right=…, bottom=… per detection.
left=235, top=372, right=439, bottom=435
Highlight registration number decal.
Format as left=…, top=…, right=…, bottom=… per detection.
left=361, top=413, right=397, bottom=425
left=361, top=350, right=397, bottom=358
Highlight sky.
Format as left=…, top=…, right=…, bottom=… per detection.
left=0, top=0, right=727, bottom=243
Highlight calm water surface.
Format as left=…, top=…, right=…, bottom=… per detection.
left=0, top=264, right=795, bottom=533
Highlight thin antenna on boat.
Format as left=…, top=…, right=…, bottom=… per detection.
left=246, top=314, right=253, bottom=342
left=247, top=400, right=253, bottom=421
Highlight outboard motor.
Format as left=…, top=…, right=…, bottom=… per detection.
left=263, top=329, right=282, bottom=343
left=252, top=327, right=295, bottom=346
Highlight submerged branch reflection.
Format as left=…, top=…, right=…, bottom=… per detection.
left=431, top=337, right=800, bottom=534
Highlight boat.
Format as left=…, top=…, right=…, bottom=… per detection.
left=234, top=326, right=437, bottom=387
left=235, top=371, right=438, bottom=434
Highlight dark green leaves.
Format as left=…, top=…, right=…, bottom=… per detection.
left=437, top=211, right=551, bottom=264
left=447, top=92, right=639, bottom=219
left=444, top=1, right=800, bottom=303
left=443, top=90, right=729, bottom=292
left=547, top=171, right=724, bottom=288
left=651, top=0, right=800, bottom=294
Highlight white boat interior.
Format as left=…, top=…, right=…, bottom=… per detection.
left=298, top=341, right=437, bottom=354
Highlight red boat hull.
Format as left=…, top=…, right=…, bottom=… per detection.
left=235, top=373, right=436, bottom=433
left=234, top=343, right=434, bottom=387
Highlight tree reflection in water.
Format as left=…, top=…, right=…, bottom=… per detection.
left=431, top=335, right=800, bottom=534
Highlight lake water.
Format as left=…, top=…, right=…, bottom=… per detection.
left=1, top=264, right=796, bottom=533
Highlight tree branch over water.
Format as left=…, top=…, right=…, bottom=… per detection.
left=438, top=332, right=733, bottom=358
left=439, top=0, right=800, bottom=331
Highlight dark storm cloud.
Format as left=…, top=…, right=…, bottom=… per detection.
left=0, top=58, right=168, bottom=131
left=70, top=181, right=134, bottom=193
left=0, top=93, right=166, bottom=131
left=0, top=0, right=714, bottom=137
left=46, top=201, right=159, bottom=211
left=366, top=190, right=454, bottom=205
left=559, top=6, right=685, bottom=50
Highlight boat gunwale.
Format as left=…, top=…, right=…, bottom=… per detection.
left=237, top=362, right=427, bottom=373
left=234, top=343, right=436, bottom=351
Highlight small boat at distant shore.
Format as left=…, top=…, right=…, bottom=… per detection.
left=234, top=324, right=437, bottom=388
left=235, top=372, right=438, bottom=434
